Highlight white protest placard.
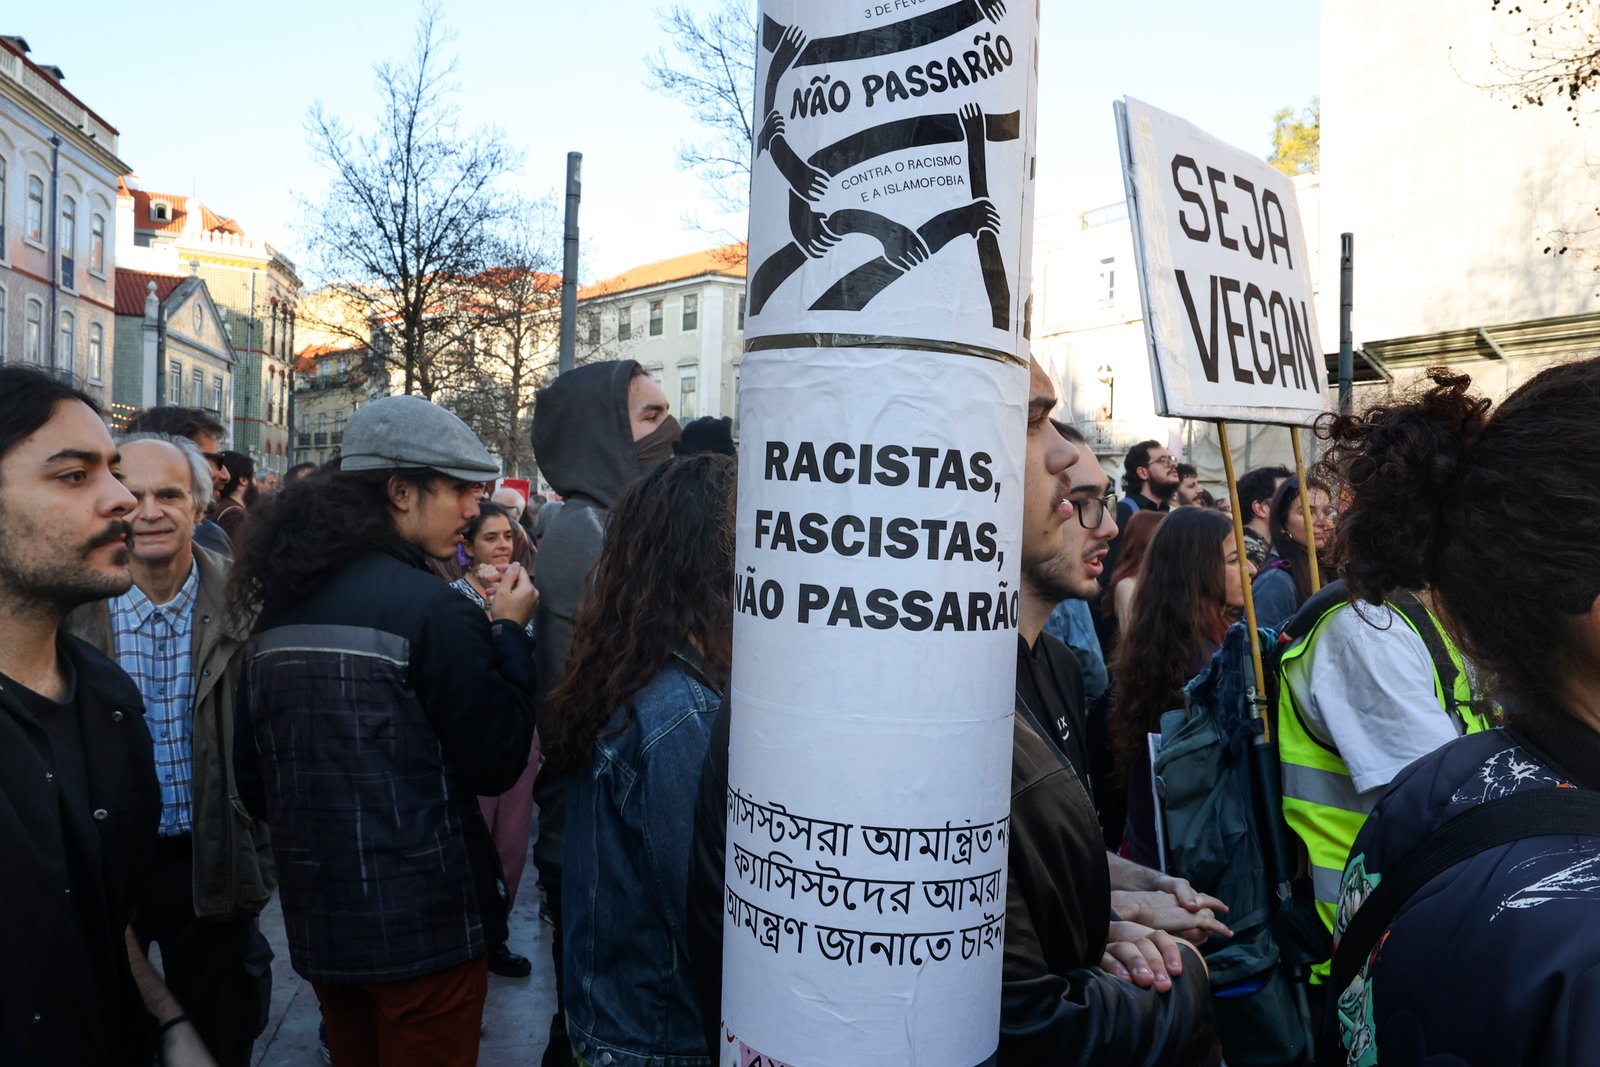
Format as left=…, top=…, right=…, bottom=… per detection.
left=724, top=1, right=1038, bottom=1064
left=1117, top=96, right=1328, bottom=426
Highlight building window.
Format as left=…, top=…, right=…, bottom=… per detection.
left=585, top=314, right=599, bottom=346
left=0, top=158, right=7, bottom=254
left=678, top=366, right=698, bottom=420
left=151, top=200, right=171, bottom=222
left=649, top=300, right=664, bottom=337
left=617, top=305, right=632, bottom=342
left=90, top=213, right=105, bottom=274
left=88, top=322, right=103, bottom=381
left=333, top=410, right=345, bottom=443
left=0, top=287, right=6, bottom=361
left=280, top=375, right=288, bottom=424
left=212, top=376, right=224, bottom=417
left=1099, top=257, right=1116, bottom=303
left=58, top=312, right=74, bottom=372
left=169, top=361, right=183, bottom=404
left=267, top=368, right=276, bottom=421
left=682, top=293, right=699, bottom=332
left=737, top=294, right=746, bottom=331
left=59, top=196, right=76, bottom=289
left=193, top=368, right=204, bottom=409
left=26, top=176, right=43, bottom=243
left=24, top=299, right=42, bottom=363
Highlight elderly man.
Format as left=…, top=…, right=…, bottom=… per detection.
left=68, top=433, right=275, bottom=1066
left=491, top=486, right=527, bottom=522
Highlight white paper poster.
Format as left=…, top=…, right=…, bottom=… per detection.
left=724, top=2, right=1038, bottom=1064
left=744, top=0, right=1036, bottom=359
left=724, top=348, right=1021, bottom=1067
left=1118, top=96, right=1329, bottom=426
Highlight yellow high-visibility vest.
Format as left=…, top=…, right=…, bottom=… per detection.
left=1277, top=593, right=1492, bottom=983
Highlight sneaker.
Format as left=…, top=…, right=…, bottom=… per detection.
left=487, top=940, right=532, bottom=978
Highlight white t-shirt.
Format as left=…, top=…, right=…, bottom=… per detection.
left=1282, top=602, right=1460, bottom=795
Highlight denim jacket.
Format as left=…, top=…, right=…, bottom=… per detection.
left=564, top=651, right=721, bottom=1067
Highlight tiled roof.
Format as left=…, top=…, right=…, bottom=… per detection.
left=117, top=178, right=244, bottom=236
left=113, top=269, right=186, bottom=316
left=581, top=242, right=746, bottom=299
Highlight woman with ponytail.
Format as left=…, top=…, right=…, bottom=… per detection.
left=1314, top=361, right=1600, bottom=1066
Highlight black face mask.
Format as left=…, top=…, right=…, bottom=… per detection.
left=635, top=415, right=682, bottom=475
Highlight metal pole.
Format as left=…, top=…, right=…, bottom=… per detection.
left=48, top=135, right=60, bottom=372
left=1219, top=420, right=1269, bottom=731
left=1339, top=232, right=1354, bottom=415
left=559, top=152, right=582, bottom=375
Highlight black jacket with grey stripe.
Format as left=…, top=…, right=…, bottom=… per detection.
left=235, top=543, right=536, bottom=985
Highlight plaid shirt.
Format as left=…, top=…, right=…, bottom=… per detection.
left=110, top=562, right=199, bottom=837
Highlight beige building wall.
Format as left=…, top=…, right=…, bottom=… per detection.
left=1320, top=2, right=1600, bottom=400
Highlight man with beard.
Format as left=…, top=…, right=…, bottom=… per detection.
left=1098, top=440, right=1179, bottom=596
left=0, top=367, right=207, bottom=1064
left=1174, top=462, right=1204, bottom=507
left=1018, top=423, right=1233, bottom=960
left=687, top=361, right=1217, bottom=1066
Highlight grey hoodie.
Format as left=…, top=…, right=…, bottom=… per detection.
left=529, top=360, right=643, bottom=875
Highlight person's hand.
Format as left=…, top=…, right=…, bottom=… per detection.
left=1102, top=921, right=1188, bottom=991
left=1152, top=874, right=1223, bottom=914
left=160, top=1021, right=219, bottom=1067
left=490, top=562, right=538, bottom=627
left=1112, top=889, right=1232, bottom=945
left=475, top=563, right=503, bottom=601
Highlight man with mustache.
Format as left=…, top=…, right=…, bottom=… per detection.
left=67, top=435, right=275, bottom=1066
left=0, top=367, right=207, bottom=1064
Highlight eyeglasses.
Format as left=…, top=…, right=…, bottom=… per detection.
left=1145, top=455, right=1177, bottom=470
left=201, top=452, right=226, bottom=467
left=1072, top=490, right=1119, bottom=529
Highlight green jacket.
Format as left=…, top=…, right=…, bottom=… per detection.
left=67, top=544, right=275, bottom=920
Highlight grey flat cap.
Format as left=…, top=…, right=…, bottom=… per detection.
left=341, top=395, right=500, bottom=482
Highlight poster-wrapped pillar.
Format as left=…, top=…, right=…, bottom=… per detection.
left=723, top=3, right=1039, bottom=1064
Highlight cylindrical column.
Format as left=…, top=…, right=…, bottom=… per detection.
left=724, top=3, right=1040, bottom=1064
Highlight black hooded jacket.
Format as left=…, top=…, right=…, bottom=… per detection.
left=529, top=360, right=644, bottom=874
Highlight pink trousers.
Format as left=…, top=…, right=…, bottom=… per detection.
left=477, top=731, right=540, bottom=907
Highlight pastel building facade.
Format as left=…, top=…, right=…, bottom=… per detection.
left=0, top=35, right=127, bottom=401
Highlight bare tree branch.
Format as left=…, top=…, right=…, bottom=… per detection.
left=297, top=2, right=521, bottom=397
left=645, top=0, right=757, bottom=222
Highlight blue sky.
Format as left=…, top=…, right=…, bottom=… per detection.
left=25, top=1, right=1318, bottom=279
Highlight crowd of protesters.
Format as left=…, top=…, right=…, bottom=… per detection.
left=4, top=352, right=1600, bottom=1067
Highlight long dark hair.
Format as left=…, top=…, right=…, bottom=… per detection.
left=542, top=454, right=737, bottom=773
left=1315, top=363, right=1600, bottom=717
left=1109, top=507, right=1235, bottom=764
left=1102, top=509, right=1165, bottom=620
left=229, top=462, right=439, bottom=620
left=1264, top=475, right=1329, bottom=603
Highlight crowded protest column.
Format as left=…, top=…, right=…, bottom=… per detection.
left=723, top=3, right=1039, bottom=1065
